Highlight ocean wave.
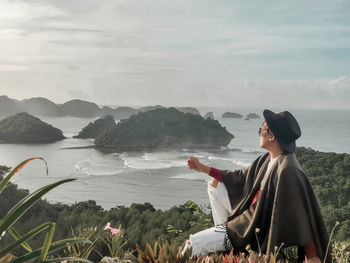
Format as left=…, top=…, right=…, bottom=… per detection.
left=227, top=148, right=243, bottom=152
left=74, top=157, right=125, bottom=177
left=171, top=173, right=206, bottom=181
left=120, top=152, right=187, bottom=170
left=207, top=155, right=232, bottom=161
left=207, top=155, right=250, bottom=167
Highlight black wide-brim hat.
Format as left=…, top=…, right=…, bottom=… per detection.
left=263, top=109, right=301, bottom=153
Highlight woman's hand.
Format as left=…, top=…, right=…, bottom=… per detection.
left=187, top=157, right=204, bottom=173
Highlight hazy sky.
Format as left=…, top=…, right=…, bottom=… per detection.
left=0, top=0, right=349, bottom=108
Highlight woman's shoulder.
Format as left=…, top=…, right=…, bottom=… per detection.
left=278, top=152, right=302, bottom=170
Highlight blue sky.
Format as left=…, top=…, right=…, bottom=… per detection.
left=0, top=0, right=349, bottom=108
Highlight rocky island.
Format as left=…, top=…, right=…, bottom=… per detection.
left=0, top=112, right=65, bottom=143
left=204, top=112, right=214, bottom=119
left=222, top=112, right=243, bottom=118
left=95, top=107, right=234, bottom=151
left=74, top=115, right=116, bottom=139
left=246, top=113, right=260, bottom=120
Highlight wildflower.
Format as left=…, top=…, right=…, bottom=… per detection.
left=255, top=228, right=260, bottom=233
left=104, top=222, right=111, bottom=230
left=104, top=222, right=121, bottom=235
left=110, top=228, right=121, bottom=235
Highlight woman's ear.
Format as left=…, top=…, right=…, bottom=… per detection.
left=268, top=134, right=275, bottom=142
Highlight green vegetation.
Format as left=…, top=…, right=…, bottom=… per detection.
left=0, top=158, right=92, bottom=263
left=295, top=147, right=350, bottom=240
left=0, top=113, right=65, bottom=143
left=0, top=147, right=349, bottom=262
left=95, top=107, right=234, bottom=151
left=136, top=240, right=295, bottom=263
left=74, top=115, right=116, bottom=139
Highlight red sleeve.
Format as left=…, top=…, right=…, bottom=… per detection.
left=209, top=167, right=223, bottom=182
left=305, top=243, right=318, bottom=259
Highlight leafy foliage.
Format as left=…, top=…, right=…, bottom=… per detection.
left=136, top=239, right=291, bottom=263
left=295, top=147, right=350, bottom=240
left=74, top=115, right=116, bottom=139
left=0, top=158, right=92, bottom=263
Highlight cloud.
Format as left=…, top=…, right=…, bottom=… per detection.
left=0, top=0, right=349, bottom=108
left=320, top=76, right=350, bottom=97
left=244, top=76, right=350, bottom=108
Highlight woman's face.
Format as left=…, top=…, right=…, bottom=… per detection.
left=259, top=122, right=273, bottom=149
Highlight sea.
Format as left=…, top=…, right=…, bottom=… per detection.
left=0, top=107, right=349, bottom=210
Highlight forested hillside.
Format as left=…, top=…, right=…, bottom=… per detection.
left=295, top=147, right=350, bottom=240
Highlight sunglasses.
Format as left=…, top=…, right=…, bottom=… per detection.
left=258, top=126, right=271, bottom=136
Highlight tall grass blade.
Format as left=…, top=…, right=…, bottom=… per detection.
left=12, top=238, right=92, bottom=263
left=0, top=157, right=47, bottom=194
left=0, top=179, right=75, bottom=234
left=38, top=223, right=55, bottom=263
left=0, top=223, right=52, bottom=257
left=7, top=227, right=32, bottom=252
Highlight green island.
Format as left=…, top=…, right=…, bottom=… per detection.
left=222, top=112, right=243, bottom=118
left=74, top=115, right=116, bottom=139
left=246, top=113, right=260, bottom=119
left=95, top=107, right=234, bottom=151
left=0, top=147, right=349, bottom=262
left=0, top=112, right=65, bottom=143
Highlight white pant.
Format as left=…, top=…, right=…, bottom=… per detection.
left=188, top=181, right=232, bottom=257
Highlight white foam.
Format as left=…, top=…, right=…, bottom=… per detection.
left=171, top=173, right=206, bottom=181
left=74, top=156, right=124, bottom=177
left=208, top=155, right=232, bottom=161
left=207, top=155, right=250, bottom=167
left=232, top=160, right=250, bottom=167
left=120, top=152, right=187, bottom=170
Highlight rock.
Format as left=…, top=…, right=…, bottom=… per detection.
left=204, top=112, right=214, bottom=119
left=222, top=112, right=243, bottom=118
left=59, top=99, right=101, bottom=118
left=0, top=112, right=65, bottom=143
left=176, top=107, right=201, bottom=115
left=100, top=257, right=121, bottom=263
left=246, top=113, right=260, bottom=120
left=18, top=97, right=64, bottom=117
left=95, top=107, right=234, bottom=151
left=74, top=115, right=116, bottom=139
